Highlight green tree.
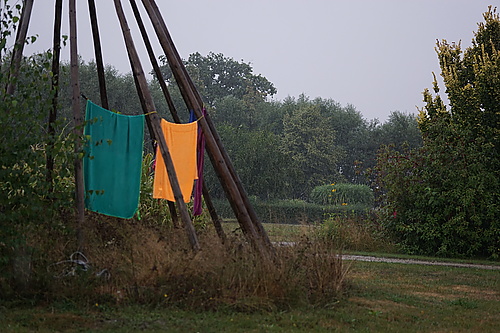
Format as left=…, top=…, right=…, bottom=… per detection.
left=282, top=100, right=345, bottom=198
left=376, top=111, right=422, bottom=150
left=57, top=60, right=142, bottom=118
left=206, top=124, right=294, bottom=200
left=1, top=5, right=74, bottom=292
left=158, top=52, right=277, bottom=107
left=376, top=7, right=500, bottom=258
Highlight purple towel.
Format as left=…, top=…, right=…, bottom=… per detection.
left=189, top=109, right=206, bottom=215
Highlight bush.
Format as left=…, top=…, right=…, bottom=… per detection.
left=212, top=197, right=371, bottom=224
left=316, top=214, right=396, bottom=253
left=310, top=183, right=374, bottom=207
left=372, top=8, right=500, bottom=259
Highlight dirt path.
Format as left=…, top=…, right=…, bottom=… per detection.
left=342, top=254, right=500, bottom=270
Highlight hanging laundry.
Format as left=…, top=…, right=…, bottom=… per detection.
left=83, top=100, right=145, bottom=219
left=153, top=119, right=198, bottom=203
left=189, top=109, right=206, bottom=215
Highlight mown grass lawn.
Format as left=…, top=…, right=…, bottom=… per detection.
left=2, top=259, right=498, bottom=332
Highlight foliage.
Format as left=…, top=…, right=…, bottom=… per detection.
left=213, top=197, right=371, bottom=225
left=137, top=153, right=173, bottom=225
left=159, top=51, right=277, bottom=107
left=316, top=214, right=394, bottom=253
left=282, top=101, right=345, bottom=197
left=375, top=7, right=500, bottom=258
left=205, top=123, right=296, bottom=200
left=154, top=50, right=422, bottom=201
left=0, top=3, right=75, bottom=294
left=310, top=183, right=374, bottom=207
left=373, top=111, right=422, bottom=151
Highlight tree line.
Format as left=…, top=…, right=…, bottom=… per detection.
left=50, top=52, right=422, bottom=201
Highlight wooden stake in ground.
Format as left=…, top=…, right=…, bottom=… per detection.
left=4, top=0, right=34, bottom=98
left=87, top=0, right=109, bottom=109
left=69, top=0, right=85, bottom=251
left=46, top=0, right=63, bottom=188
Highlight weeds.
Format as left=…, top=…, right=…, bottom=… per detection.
left=2, top=211, right=348, bottom=312
left=317, top=213, right=396, bottom=253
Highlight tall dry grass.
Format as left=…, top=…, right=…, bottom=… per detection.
left=21, top=212, right=349, bottom=311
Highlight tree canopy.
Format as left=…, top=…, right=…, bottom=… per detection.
left=158, top=51, right=277, bottom=107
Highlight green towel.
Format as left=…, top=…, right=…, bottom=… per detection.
left=83, top=100, right=145, bottom=219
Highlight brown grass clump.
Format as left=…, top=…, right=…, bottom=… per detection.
left=18, top=212, right=349, bottom=311
left=317, top=214, right=396, bottom=253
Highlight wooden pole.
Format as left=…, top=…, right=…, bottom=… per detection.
left=129, top=0, right=225, bottom=239
left=113, top=0, right=200, bottom=251
left=146, top=1, right=270, bottom=248
left=141, top=0, right=271, bottom=256
left=202, top=184, right=226, bottom=242
left=129, top=57, right=180, bottom=229
left=152, top=1, right=272, bottom=251
left=46, top=0, right=63, bottom=188
left=87, top=0, right=109, bottom=109
left=4, top=0, right=34, bottom=98
left=128, top=0, right=180, bottom=229
left=69, top=0, right=85, bottom=251
left=142, top=0, right=262, bottom=246
left=128, top=0, right=180, bottom=123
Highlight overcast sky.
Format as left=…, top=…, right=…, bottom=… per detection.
left=18, top=0, right=494, bottom=122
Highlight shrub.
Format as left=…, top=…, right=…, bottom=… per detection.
left=212, top=197, right=371, bottom=224
left=316, top=214, right=396, bottom=253
left=310, top=183, right=374, bottom=207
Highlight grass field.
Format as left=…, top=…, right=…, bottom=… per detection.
left=2, top=258, right=499, bottom=332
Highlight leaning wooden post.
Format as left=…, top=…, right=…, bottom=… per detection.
left=87, top=0, right=109, bottom=109
left=142, top=0, right=271, bottom=257
left=129, top=0, right=225, bottom=240
left=148, top=1, right=270, bottom=248
left=142, top=0, right=263, bottom=250
left=113, top=0, right=200, bottom=251
left=46, top=0, right=63, bottom=188
left=128, top=0, right=180, bottom=122
left=150, top=0, right=273, bottom=251
left=69, top=0, right=85, bottom=251
left=4, top=0, right=34, bottom=98
left=128, top=0, right=181, bottom=228
left=129, top=55, right=181, bottom=229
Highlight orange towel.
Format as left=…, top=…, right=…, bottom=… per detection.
left=153, top=119, right=198, bottom=202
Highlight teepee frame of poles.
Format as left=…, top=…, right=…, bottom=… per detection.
left=5, top=0, right=274, bottom=258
